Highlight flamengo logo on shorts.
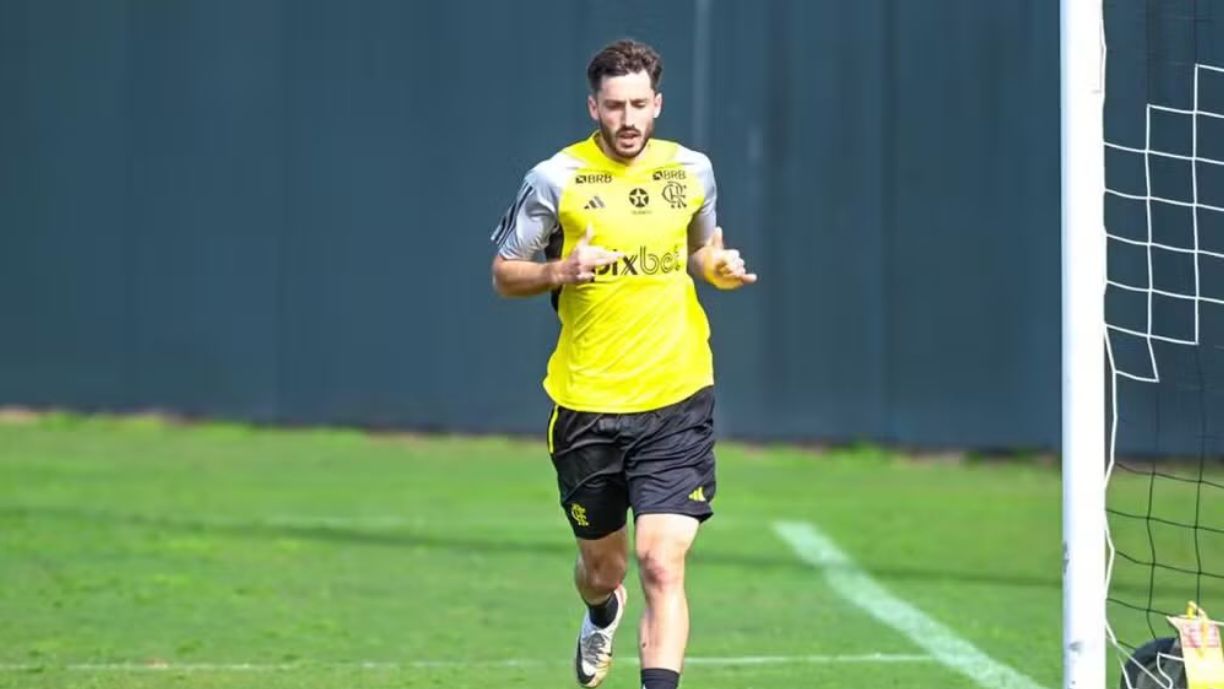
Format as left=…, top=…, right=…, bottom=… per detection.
left=595, top=245, right=684, bottom=277
left=570, top=503, right=589, bottom=526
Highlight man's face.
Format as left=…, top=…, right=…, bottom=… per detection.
left=587, top=70, right=662, bottom=161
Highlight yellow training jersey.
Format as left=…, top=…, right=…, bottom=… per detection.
left=491, top=134, right=719, bottom=413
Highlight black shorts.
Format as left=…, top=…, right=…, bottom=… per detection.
left=547, top=386, right=717, bottom=540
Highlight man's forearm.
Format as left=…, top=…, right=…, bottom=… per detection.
left=492, top=257, right=561, bottom=297
left=687, top=246, right=715, bottom=284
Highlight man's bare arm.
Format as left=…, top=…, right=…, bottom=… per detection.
left=492, top=227, right=622, bottom=298
left=491, top=255, right=562, bottom=297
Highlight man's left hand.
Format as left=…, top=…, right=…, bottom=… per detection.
left=699, top=227, right=758, bottom=290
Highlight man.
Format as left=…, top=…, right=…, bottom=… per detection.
left=489, top=39, right=756, bottom=689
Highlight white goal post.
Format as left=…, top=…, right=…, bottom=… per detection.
left=1061, top=0, right=1107, bottom=688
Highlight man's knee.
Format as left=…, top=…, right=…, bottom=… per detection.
left=636, top=543, right=686, bottom=591
left=634, top=514, right=698, bottom=592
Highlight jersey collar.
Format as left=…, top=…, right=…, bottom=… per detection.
left=576, top=132, right=670, bottom=170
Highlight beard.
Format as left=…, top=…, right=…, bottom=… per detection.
left=599, top=119, right=653, bottom=160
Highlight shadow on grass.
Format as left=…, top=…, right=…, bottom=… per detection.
left=0, top=503, right=1084, bottom=594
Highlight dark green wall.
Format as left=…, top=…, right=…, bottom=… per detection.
left=0, top=0, right=1066, bottom=448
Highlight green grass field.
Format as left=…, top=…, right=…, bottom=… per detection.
left=0, top=414, right=1219, bottom=689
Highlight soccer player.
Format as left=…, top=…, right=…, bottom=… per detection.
left=489, top=39, right=756, bottom=689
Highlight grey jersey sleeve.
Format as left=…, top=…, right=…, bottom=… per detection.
left=490, top=163, right=564, bottom=260
left=677, top=146, right=718, bottom=249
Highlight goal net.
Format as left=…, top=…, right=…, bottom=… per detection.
left=1099, top=1, right=1224, bottom=687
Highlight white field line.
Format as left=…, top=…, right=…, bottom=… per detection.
left=0, top=653, right=934, bottom=672
left=773, top=521, right=1049, bottom=689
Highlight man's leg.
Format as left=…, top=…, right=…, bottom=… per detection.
left=571, top=525, right=630, bottom=687
left=634, top=513, right=700, bottom=688
left=550, top=403, right=631, bottom=688
left=575, top=526, right=629, bottom=607
left=623, top=388, right=716, bottom=689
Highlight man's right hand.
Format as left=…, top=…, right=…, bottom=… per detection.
left=551, top=226, right=622, bottom=286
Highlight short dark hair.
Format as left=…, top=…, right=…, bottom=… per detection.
left=586, top=39, right=663, bottom=93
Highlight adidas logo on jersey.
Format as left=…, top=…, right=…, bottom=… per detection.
left=583, top=196, right=606, bottom=210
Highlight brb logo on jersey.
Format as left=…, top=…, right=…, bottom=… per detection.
left=595, top=245, right=684, bottom=278
left=576, top=172, right=612, bottom=184
left=652, top=169, right=686, bottom=181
